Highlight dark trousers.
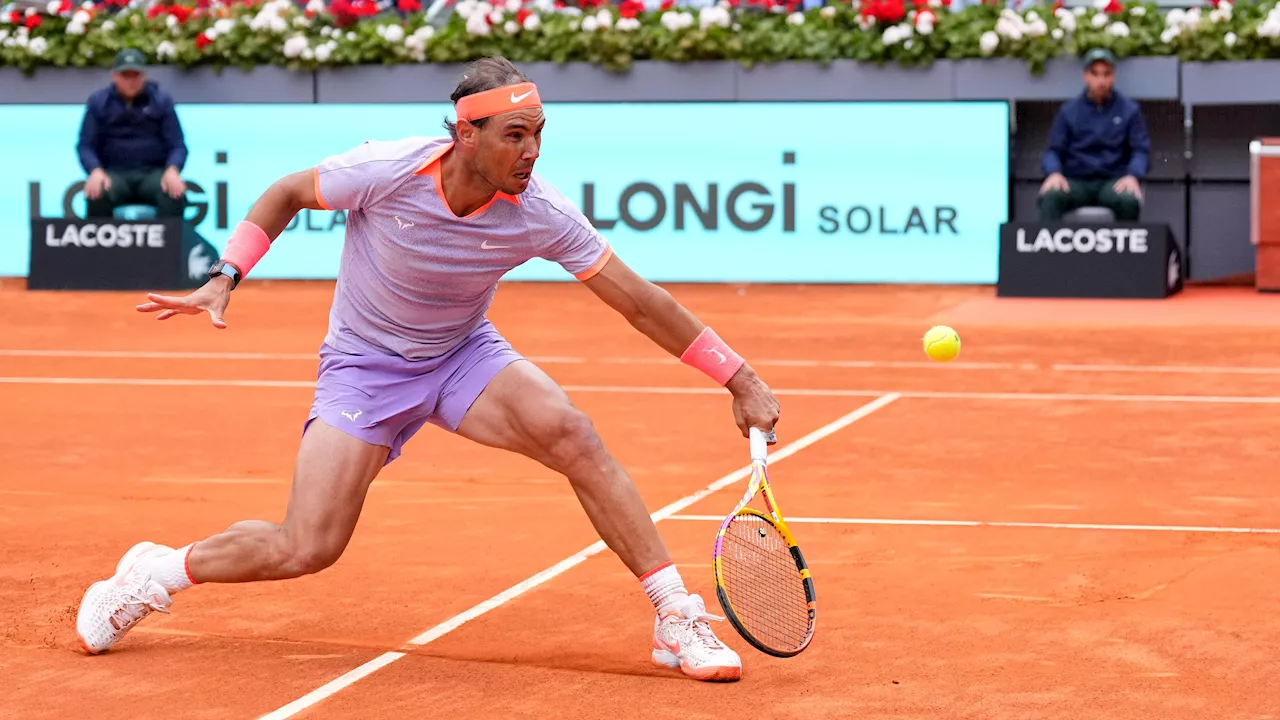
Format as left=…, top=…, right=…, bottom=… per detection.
left=86, top=167, right=187, bottom=219
left=1037, top=177, right=1141, bottom=222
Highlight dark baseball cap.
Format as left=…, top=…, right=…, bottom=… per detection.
left=112, top=48, right=147, bottom=72
left=1082, top=47, right=1117, bottom=68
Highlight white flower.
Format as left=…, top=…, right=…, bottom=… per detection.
left=581, top=14, right=598, bottom=31
left=1051, top=27, right=1064, bottom=40
left=1056, top=10, right=1075, bottom=32
left=1026, top=10, right=1038, bottom=22
left=1130, top=6, right=1145, bottom=16
left=46, top=0, right=60, bottom=15
left=596, top=7, right=612, bottom=28
left=101, top=19, right=115, bottom=31
left=24, top=7, right=35, bottom=15
left=786, top=11, right=804, bottom=25
left=465, top=12, right=490, bottom=34
left=1107, top=21, right=1129, bottom=36
left=996, top=17, right=1023, bottom=41
left=820, top=5, right=835, bottom=19
left=166, top=13, right=178, bottom=27
left=346, top=30, right=356, bottom=40
left=858, top=14, right=875, bottom=30
left=67, top=19, right=87, bottom=34
left=1091, top=11, right=1108, bottom=28
left=29, top=36, right=47, bottom=54
left=1257, top=16, right=1280, bottom=38
left=81, top=1, right=93, bottom=8
left=15, top=33, right=28, bottom=47
left=505, top=0, right=521, bottom=12
left=916, top=18, right=933, bottom=34
left=487, top=9, right=504, bottom=24
left=882, top=25, right=903, bottom=44
left=1224, top=30, right=1238, bottom=46
left=699, top=5, right=730, bottom=29
left=522, top=12, right=540, bottom=30
left=979, top=29, right=999, bottom=55
left=204, top=27, right=218, bottom=40
left=1092, top=0, right=1107, bottom=9
left=1160, top=26, right=1179, bottom=43
left=502, top=19, right=517, bottom=32
left=455, top=0, right=477, bottom=17
left=71, top=9, right=90, bottom=24
left=293, top=15, right=310, bottom=27
left=1027, top=18, right=1048, bottom=36
left=315, top=39, right=336, bottom=61
left=305, top=0, right=324, bottom=11
left=615, top=16, right=640, bottom=31
left=0, top=29, right=8, bottom=41
left=282, top=34, right=309, bottom=57
left=661, top=10, right=693, bottom=31
left=561, top=6, right=581, bottom=15
left=474, top=2, right=494, bottom=17
left=1165, top=8, right=1185, bottom=26
left=384, top=23, right=404, bottom=42
left=1073, top=6, right=1086, bottom=15
left=532, top=0, right=554, bottom=11
left=156, top=40, right=176, bottom=58
left=214, top=18, right=234, bottom=34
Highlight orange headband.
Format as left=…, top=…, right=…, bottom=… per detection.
left=455, top=82, right=542, bottom=122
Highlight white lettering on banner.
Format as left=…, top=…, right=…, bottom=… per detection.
left=1016, top=227, right=1149, bottom=254
left=44, top=223, right=166, bottom=249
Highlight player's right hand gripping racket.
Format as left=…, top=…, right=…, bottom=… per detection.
left=712, top=427, right=816, bottom=657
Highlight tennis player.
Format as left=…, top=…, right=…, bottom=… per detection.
left=75, top=56, right=780, bottom=683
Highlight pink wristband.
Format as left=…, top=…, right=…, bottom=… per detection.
left=222, top=221, right=272, bottom=277
left=680, top=327, right=745, bottom=386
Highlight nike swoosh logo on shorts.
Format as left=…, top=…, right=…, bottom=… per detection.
left=510, top=90, right=534, bottom=103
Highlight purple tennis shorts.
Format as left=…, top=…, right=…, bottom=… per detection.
left=304, top=320, right=522, bottom=463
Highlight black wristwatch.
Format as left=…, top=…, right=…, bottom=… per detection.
left=208, top=260, right=242, bottom=290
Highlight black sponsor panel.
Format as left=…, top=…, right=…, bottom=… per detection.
left=29, top=217, right=193, bottom=290
left=997, top=222, right=1183, bottom=299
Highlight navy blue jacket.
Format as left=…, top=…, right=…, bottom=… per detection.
left=1042, top=89, right=1150, bottom=180
left=77, top=80, right=187, bottom=175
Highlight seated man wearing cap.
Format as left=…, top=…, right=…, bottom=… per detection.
left=77, top=48, right=189, bottom=220
left=1038, top=48, right=1150, bottom=222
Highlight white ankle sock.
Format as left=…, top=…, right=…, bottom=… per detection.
left=148, top=544, right=197, bottom=594
left=640, top=562, right=688, bottom=615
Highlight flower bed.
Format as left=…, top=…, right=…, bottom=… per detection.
left=1, top=0, right=1276, bottom=74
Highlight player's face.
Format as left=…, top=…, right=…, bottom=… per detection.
left=1083, top=62, right=1114, bottom=100
left=112, top=70, right=145, bottom=100
left=477, top=109, right=544, bottom=195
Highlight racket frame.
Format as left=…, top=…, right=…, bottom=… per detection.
left=712, top=428, right=817, bottom=658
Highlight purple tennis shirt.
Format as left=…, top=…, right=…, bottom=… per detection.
left=312, top=135, right=612, bottom=361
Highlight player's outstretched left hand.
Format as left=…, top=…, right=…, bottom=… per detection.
left=727, top=366, right=780, bottom=443
left=135, top=275, right=233, bottom=329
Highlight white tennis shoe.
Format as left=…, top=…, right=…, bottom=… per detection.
left=651, top=594, right=743, bottom=682
left=76, top=541, right=174, bottom=655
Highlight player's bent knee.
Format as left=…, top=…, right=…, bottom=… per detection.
left=275, top=535, right=346, bottom=578
left=533, top=407, right=606, bottom=473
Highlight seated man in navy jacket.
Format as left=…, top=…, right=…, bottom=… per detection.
left=77, top=48, right=189, bottom=219
left=1038, top=48, right=1150, bottom=222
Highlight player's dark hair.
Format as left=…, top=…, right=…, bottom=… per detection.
left=442, top=57, right=532, bottom=140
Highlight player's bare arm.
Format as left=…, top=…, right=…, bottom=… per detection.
left=582, top=253, right=781, bottom=439
left=133, top=169, right=323, bottom=328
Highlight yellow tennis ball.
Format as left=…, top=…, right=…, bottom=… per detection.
left=923, top=325, right=961, bottom=362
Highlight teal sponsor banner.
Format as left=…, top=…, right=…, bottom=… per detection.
left=3, top=101, right=1008, bottom=283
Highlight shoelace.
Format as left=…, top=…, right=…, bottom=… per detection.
left=673, top=610, right=728, bottom=650
left=109, top=587, right=169, bottom=632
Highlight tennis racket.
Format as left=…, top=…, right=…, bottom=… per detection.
left=712, top=426, right=816, bottom=657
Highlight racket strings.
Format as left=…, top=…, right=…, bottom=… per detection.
left=719, top=513, right=810, bottom=652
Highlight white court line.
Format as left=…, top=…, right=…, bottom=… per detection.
left=3, top=376, right=1280, bottom=405
left=6, top=348, right=1280, bottom=376
left=255, top=393, right=900, bottom=720
left=668, top=515, right=1280, bottom=534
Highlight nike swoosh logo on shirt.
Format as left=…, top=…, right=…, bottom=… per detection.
left=510, top=90, right=534, bottom=103
left=481, top=240, right=510, bottom=250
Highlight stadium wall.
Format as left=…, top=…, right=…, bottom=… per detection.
left=1, top=59, right=1267, bottom=284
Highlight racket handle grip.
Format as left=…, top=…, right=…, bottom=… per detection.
left=749, top=427, right=771, bottom=462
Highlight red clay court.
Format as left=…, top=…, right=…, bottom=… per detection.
left=2, top=279, right=1279, bottom=720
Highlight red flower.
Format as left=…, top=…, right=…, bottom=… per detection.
left=57, top=0, right=72, bottom=14
left=660, top=0, right=674, bottom=9
left=168, top=4, right=193, bottom=22
left=147, top=4, right=165, bottom=18
left=398, top=0, right=422, bottom=12
left=24, top=13, right=41, bottom=28
left=8, top=10, right=20, bottom=22
left=914, top=8, right=935, bottom=24
left=516, top=7, right=532, bottom=22
left=616, top=0, right=643, bottom=15
left=860, top=0, right=904, bottom=23
left=1103, top=0, right=1122, bottom=12
left=195, top=31, right=214, bottom=49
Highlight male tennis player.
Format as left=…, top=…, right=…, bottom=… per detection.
left=75, top=56, right=780, bottom=683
